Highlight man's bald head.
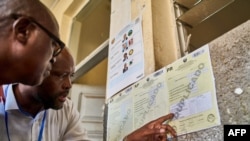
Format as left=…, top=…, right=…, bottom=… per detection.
left=0, top=0, right=62, bottom=85
left=0, top=0, right=58, bottom=34
left=53, top=48, right=74, bottom=71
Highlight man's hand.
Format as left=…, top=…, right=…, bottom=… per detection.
left=124, top=113, right=177, bottom=141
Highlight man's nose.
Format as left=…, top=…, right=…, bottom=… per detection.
left=62, top=77, right=72, bottom=90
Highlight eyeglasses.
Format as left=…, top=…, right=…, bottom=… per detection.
left=11, top=14, right=65, bottom=57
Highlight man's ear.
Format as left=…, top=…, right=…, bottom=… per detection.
left=12, top=17, right=35, bottom=44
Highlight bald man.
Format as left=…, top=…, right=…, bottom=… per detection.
left=0, top=0, right=64, bottom=86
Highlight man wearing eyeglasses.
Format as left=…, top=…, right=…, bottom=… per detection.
left=0, top=0, right=65, bottom=86
left=0, top=48, right=89, bottom=141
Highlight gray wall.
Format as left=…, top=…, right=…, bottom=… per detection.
left=177, top=20, right=250, bottom=141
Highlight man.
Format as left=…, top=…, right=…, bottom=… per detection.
left=0, top=48, right=88, bottom=141
left=0, top=0, right=64, bottom=86
left=0, top=48, right=176, bottom=141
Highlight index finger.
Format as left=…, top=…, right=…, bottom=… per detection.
left=152, top=113, right=175, bottom=124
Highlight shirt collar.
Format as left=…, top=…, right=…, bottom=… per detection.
left=3, top=84, right=19, bottom=111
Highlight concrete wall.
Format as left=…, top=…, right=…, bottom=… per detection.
left=177, top=20, right=250, bottom=141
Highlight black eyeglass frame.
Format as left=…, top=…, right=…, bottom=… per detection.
left=11, top=14, right=65, bottom=57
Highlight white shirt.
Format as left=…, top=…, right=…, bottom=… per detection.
left=0, top=84, right=89, bottom=141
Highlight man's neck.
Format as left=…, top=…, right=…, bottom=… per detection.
left=13, top=84, right=44, bottom=117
